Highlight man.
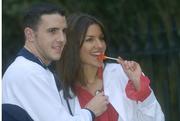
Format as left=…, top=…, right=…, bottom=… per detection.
left=2, top=3, right=108, bottom=121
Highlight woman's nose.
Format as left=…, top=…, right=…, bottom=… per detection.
left=95, top=39, right=104, bottom=48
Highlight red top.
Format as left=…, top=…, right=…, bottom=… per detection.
left=75, top=68, right=151, bottom=121
left=75, top=85, right=119, bottom=121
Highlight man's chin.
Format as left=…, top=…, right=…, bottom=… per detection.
left=52, top=55, right=61, bottom=61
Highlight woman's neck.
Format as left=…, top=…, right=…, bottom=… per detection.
left=83, top=65, right=98, bottom=84
left=82, top=65, right=103, bottom=95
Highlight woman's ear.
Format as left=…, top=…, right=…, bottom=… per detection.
left=24, top=27, right=35, bottom=42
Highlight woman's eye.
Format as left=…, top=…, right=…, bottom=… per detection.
left=99, top=37, right=105, bottom=41
left=85, top=38, right=93, bottom=42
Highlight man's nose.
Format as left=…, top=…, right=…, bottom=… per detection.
left=57, top=31, right=66, bottom=43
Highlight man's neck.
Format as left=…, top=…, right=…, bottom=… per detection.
left=24, top=45, right=51, bottom=66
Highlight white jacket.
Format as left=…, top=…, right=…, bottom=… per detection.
left=3, top=56, right=92, bottom=121
left=62, top=63, right=165, bottom=121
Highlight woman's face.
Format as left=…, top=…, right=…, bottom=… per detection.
left=80, top=24, right=106, bottom=68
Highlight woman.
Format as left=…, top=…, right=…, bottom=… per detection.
left=57, top=13, right=164, bottom=121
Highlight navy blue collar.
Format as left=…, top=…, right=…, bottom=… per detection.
left=17, top=47, right=49, bottom=69
left=17, top=47, right=62, bottom=91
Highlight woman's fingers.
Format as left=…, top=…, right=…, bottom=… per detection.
left=117, top=57, right=137, bottom=72
left=117, top=57, right=124, bottom=64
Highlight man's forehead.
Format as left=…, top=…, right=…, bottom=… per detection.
left=40, top=14, right=66, bottom=21
left=38, top=14, right=67, bottom=27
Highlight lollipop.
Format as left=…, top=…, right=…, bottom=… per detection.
left=97, top=53, right=106, bottom=61
left=97, top=53, right=118, bottom=61
left=97, top=54, right=119, bottom=79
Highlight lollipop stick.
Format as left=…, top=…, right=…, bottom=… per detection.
left=105, top=56, right=118, bottom=61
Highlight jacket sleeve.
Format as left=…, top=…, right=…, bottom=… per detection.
left=120, top=68, right=165, bottom=121
left=134, top=90, right=165, bottom=121
left=104, top=63, right=165, bottom=121
left=125, top=75, right=151, bottom=102
left=3, top=69, right=92, bottom=121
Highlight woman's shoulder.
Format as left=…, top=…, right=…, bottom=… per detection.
left=103, top=63, right=129, bottom=88
left=104, top=63, right=123, bottom=72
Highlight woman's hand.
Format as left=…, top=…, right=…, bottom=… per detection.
left=117, top=57, right=142, bottom=91
left=85, top=92, right=109, bottom=117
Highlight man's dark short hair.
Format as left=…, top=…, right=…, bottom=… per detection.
left=23, top=3, right=65, bottom=30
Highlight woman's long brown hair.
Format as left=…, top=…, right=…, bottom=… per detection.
left=56, top=13, right=109, bottom=98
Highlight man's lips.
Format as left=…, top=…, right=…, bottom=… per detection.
left=52, top=46, right=63, bottom=53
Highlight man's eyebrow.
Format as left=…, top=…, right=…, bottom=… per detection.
left=48, top=27, right=60, bottom=30
left=47, top=27, right=60, bottom=31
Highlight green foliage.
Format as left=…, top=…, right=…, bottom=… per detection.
left=3, top=0, right=180, bottom=55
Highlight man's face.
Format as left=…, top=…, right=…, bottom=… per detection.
left=32, top=14, right=67, bottom=64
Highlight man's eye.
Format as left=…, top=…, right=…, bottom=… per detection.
left=63, top=28, right=67, bottom=33
left=48, top=28, right=58, bottom=33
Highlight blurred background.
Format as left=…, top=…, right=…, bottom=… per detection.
left=2, top=0, right=180, bottom=120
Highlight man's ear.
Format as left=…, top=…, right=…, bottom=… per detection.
left=24, top=27, right=35, bottom=42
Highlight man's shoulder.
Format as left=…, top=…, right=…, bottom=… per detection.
left=2, top=56, right=53, bottom=91
left=5, top=56, right=38, bottom=71
left=3, top=56, right=45, bottom=81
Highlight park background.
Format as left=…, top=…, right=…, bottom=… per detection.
left=2, top=0, right=180, bottom=120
